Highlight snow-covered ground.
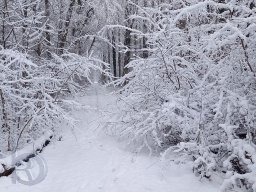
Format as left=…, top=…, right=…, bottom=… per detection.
left=0, top=88, right=220, bottom=192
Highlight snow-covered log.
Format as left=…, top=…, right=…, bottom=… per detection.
left=0, top=131, right=53, bottom=177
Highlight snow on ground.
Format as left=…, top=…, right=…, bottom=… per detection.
left=0, top=86, right=220, bottom=192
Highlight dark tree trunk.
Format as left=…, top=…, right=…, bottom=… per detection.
left=58, top=0, right=76, bottom=55
left=112, top=33, right=117, bottom=77
left=44, top=0, right=51, bottom=58
left=123, top=29, right=131, bottom=76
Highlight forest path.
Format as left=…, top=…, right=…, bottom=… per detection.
left=0, top=86, right=219, bottom=192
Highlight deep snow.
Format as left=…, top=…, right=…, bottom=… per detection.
left=0, top=89, right=220, bottom=192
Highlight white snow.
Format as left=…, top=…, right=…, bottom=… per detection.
left=0, top=89, right=220, bottom=192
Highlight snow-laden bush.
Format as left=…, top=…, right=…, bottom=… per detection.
left=110, top=0, right=256, bottom=191
left=48, top=53, right=111, bottom=94
left=109, top=13, right=202, bottom=154
left=0, top=47, right=107, bottom=153
left=0, top=47, right=61, bottom=152
left=221, top=140, right=256, bottom=192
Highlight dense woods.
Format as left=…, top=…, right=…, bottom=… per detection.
left=0, top=0, right=256, bottom=191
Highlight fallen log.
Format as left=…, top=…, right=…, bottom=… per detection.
left=0, top=131, right=53, bottom=177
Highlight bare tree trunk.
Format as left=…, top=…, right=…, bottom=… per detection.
left=58, top=0, right=76, bottom=55
left=1, top=0, right=10, bottom=49
left=123, top=28, right=131, bottom=76
left=22, top=0, right=29, bottom=52
left=44, top=0, right=51, bottom=58
left=112, top=32, right=117, bottom=77
left=1, top=1, right=6, bottom=48
left=0, top=89, right=11, bottom=151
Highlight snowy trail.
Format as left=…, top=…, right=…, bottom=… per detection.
left=0, top=91, right=220, bottom=192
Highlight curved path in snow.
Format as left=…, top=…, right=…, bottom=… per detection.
left=0, top=92, right=219, bottom=192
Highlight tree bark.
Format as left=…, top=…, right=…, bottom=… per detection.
left=58, top=0, right=76, bottom=55
left=44, top=0, right=51, bottom=58
left=0, top=89, right=10, bottom=151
